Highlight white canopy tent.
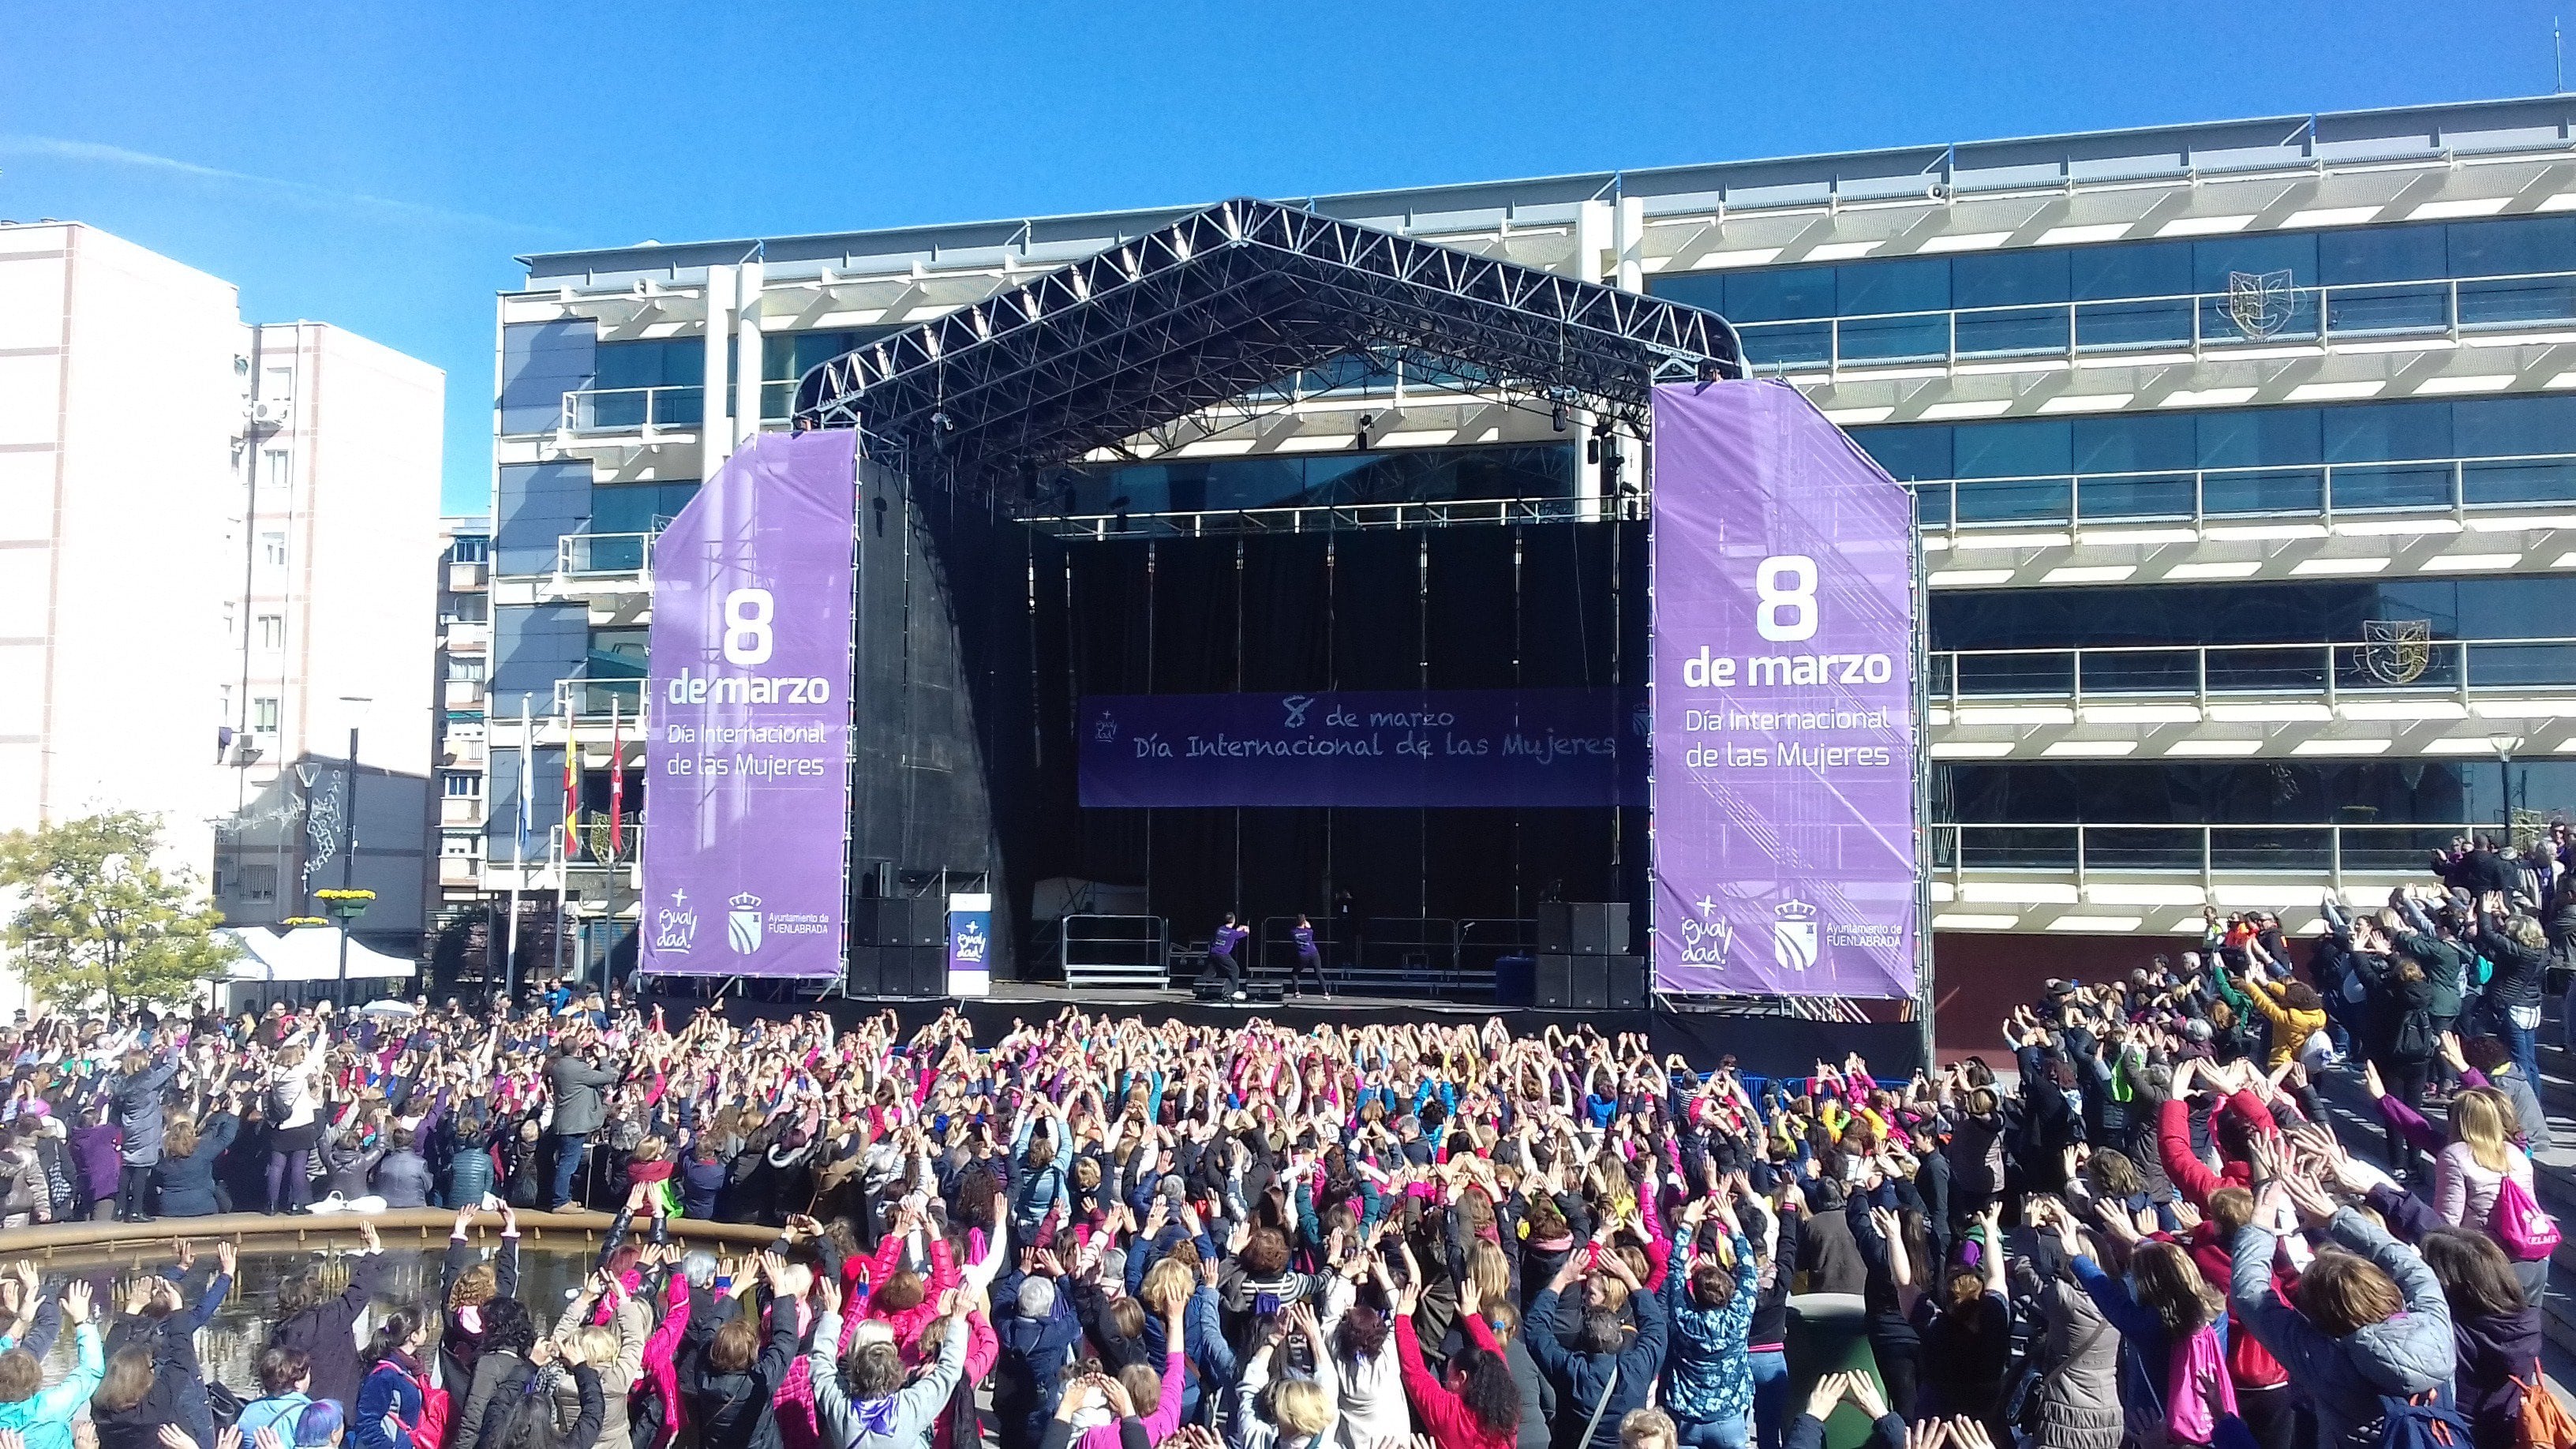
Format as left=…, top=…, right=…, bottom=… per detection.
left=215, top=927, right=415, bottom=1011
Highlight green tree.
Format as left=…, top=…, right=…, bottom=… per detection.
left=0, top=811, right=240, bottom=1011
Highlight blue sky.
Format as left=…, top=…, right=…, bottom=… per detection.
left=2, top=0, right=2566, bottom=512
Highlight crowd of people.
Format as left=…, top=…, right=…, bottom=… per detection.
left=0, top=856, right=2563, bottom=1449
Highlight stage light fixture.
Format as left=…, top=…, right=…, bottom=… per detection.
left=1586, top=436, right=1600, bottom=464
left=1355, top=413, right=1374, bottom=450
left=1552, top=402, right=1567, bottom=432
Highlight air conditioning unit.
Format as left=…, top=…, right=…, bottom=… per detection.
left=250, top=397, right=292, bottom=427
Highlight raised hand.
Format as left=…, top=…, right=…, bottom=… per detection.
left=216, top=1241, right=238, bottom=1279
left=1803, top=1372, right=1850, bottom=1424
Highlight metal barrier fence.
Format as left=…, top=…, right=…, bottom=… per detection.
left=1061, top=914, right=1169, bottom=990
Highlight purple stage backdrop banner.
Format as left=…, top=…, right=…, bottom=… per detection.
left=1650, top=381, right=1918, bottom=998
left=641, top=431, right=856, bottom=979
left=1079, top=689, right=1646, bottom=808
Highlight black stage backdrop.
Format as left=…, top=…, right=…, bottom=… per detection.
left=847, top=477, right=1659, bottom=983
left=1013, top=522, right=1651, bottom=974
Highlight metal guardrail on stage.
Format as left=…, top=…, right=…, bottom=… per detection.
left=1244, top=915, right=1535, bottom=999
left=1061, top=913, right=1170, bottom=990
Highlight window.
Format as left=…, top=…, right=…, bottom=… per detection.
left=221, top=601, right=235, bottom=639
left=242, top=865, right=277, bottom=905
left=256, top=614, right=284, bottom=650
left=252, top=697, right=279, bottom=734
left=450, top=534, right=489, bottom=564
left=441, top=833, right=481, bottom=859
left=261, top=449, right=290, bottom=493
left=442, top=594, right=489, bottom=624
left=444, top=771, right=483, bottom=798
left=260, top=532, right=287, bottom=568
left=590, top=480, right=699, bottom=536
left=446, top=657, right=487, bottom=682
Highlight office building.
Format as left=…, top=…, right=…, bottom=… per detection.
left=489, top=95, right=2576, bottom=1039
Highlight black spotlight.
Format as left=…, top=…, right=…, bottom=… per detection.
left=1355, top=413, right=1374, bottom=450
left=1551, top=401, right=1568, bottom=432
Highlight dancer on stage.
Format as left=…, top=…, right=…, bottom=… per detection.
left=1205, top=912, right=1249, bottom=999
left=1289, top=913, right=1329, bottom=998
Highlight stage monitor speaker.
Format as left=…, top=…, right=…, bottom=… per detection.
left=1534, top=954, right=1575, bottom=1010
left=1537, top=903, right=1574, bottom=954
left=1494, top=955, right=1537, bottom=1007
left=1571, top=957, right=1609, bottom=1011
left=1604, top=954, right=1646, bottom=1009
left=1573, top=903, right=1631, bottom=956
left=880, top=945, right=945, bottom=998
left=855, top=897, right=945, bottom=948
left=845, top=945, right=884, bottom=997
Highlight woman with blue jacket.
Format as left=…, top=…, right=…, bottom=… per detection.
left=0, top=1280, right=99, bottom=1449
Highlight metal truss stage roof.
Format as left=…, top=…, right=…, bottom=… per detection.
left=790, top=197, right=1743, bottom=496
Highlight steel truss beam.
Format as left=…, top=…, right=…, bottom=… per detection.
left=791, top=197, right=1744, bottom=501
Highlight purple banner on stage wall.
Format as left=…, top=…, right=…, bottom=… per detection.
left=641, top=431, right=856, bottom=978
left=1649, top=381, right=1919, bottom=998
left=1079, top=689, right=1646, bottom=808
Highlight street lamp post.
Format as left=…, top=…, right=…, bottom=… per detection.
left=333, top=697, right=371, bottom=1005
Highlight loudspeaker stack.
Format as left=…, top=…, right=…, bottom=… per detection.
left=1512, top=903, right=1644, bottom=1010
left=848, top=897, right=948, bottom=998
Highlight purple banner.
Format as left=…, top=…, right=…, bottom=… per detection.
left=641, top=432, right=855, bottom=978
left=1079, top=690, right=1646, bottom=808
left=1649, top=381, right=1919, bottom=998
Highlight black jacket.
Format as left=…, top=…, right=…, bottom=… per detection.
left=680, top=1290, right=802, bottom=1449
left=274, top=1249, right=392, bottom=1408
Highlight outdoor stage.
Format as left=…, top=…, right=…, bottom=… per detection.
left=661, top=979, right=1928, bottom=1078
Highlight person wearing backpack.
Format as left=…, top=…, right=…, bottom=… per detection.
left=2353, top=949, right=2439, bottom=1172
left=357, top=1304, right=446, bottom=1449
left=2226, top=1180, right=2456, bottom=1449
left=2433, top=1089, right=2550, bottom=1302
left=2413, top=1230, right=2541, bottom=1449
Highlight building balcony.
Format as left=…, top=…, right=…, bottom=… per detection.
left=441, top=734, right=486, bottom=767
left=448, top=560, right=487, bottom=591
left=443, top=680, right=485, bottom=710
left=439, top=854, right=483, bottom=888
left=556, top=385, right=702, bottom=448
left=481, top=824, right=642, bottom=893
left=1916, top=454, right=2576, bottom=590
left=488, top=677, right=646, bottom=753
left=440, top=796, right=486, bottom=828
left=442, top=620, right=489, bottom=653
left=1929, top=822, right=2473, bottom=937
left=1929, top=636, right=2576, bottom=759
left=1742, top=269, right=2576, bottom=381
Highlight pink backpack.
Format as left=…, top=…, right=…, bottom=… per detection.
left=2491, top=1170, right=2559, bottom=1262
left=2168, top=1323, right=2239, bottom=1447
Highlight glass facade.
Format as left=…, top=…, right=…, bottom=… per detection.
left=1856, top=393, right=2576, bottom=525
left=588, top=339, right=703, bottom=427
left=1073, top=444, right=1575, bottom=515
left=1651, top=216, right=2576, bottom=368
left=760, top=329, right=896, bottom=420
left=1932, top=572, right=2576, bottom=652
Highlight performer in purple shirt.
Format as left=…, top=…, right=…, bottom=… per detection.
left=1206, top=912, right=1247, bottom=999
left=1290, top=914, right=1328, bottom=999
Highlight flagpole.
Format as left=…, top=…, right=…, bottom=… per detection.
left=607, top=696, right=624, bottom=1001
left=558, top=691, right=576, bottom=988
left=507, top=698, right=530, bottom=1000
